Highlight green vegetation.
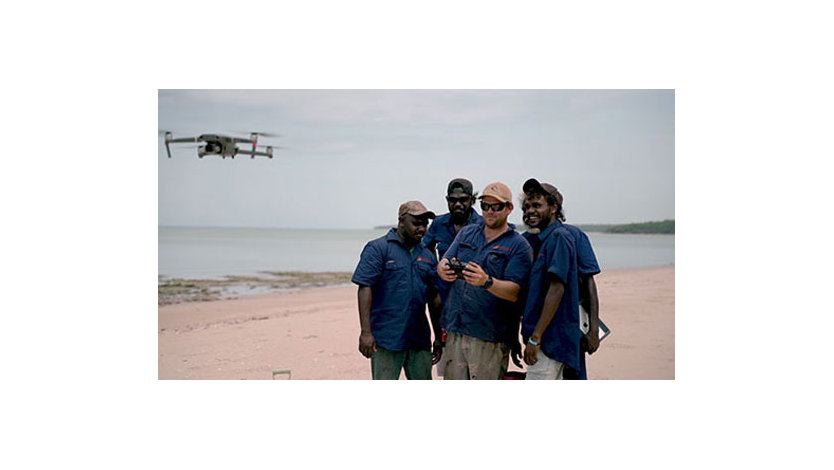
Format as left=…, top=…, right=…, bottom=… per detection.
left=577, top=219, right=674, bottom=234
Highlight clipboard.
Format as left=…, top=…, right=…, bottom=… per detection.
left=580, top=305, right=611, bottom=341
left=598, top=319, right=611, bottom=342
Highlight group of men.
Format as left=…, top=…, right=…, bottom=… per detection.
left=351, top=177, right=601, bottom=380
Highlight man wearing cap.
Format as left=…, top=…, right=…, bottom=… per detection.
left=422, top=178, right=483, bottom=261
left=436, top=182, right=533, bottom=380
left=518, top=179, right=594, bottom=379
left=421, top=178, right=484, bottom=378
left=520, top=179, right=601, bottom=379
left=351, top=201, right=444, bottom=380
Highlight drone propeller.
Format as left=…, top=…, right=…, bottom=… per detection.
left=235, top=131, right=282, bottom=152
left=235, top=131, right=281, bottom=138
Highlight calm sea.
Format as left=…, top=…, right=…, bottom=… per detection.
left=158, top=226, right=675, bottom=279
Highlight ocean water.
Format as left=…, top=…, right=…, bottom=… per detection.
left=158, top=226, right=675, bottom=279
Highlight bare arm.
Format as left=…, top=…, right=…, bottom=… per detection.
left=524, top=277, right=565, bottom=366
left=357, top=286, right=376, bottom=358
left=582, top=275, right=600, bottom=354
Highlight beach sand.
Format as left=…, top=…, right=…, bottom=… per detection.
left=158, top=265, right=674, bottom=379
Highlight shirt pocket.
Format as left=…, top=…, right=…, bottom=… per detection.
left=456, top=242, right=477, bottom=262
left=485, top=250, right=509, bottom=278
left=382, top=260, right=407, bottom=285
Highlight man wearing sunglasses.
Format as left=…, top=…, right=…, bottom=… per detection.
left=422, top=178, right=483, bottom=261
left=436, top=182, right=533, bottom=380
left=520, top=180, right=601, bottom=380
left=351, top=201, right=444, bottom=380
left=421, top=178, right=484, bottom=378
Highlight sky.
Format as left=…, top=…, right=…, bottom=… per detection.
left=158, top=89, right=674, bottom=229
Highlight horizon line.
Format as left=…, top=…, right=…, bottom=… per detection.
left=158, top=219, right=675, bottom=231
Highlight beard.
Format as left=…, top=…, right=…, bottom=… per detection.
left=450, top=208, right=469, bottom=224
left=522, top=218, right=541, bottom=234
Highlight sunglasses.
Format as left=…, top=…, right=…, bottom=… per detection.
left=480, top=201, right=509, bottom=212
left=446, top=196, right=471, bottom=204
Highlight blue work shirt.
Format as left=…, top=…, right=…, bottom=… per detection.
left=524, top=224, right=600, bottom=303
left=422, top=210, right=483, bottom=260
left=441, top=222, right=532, bottom=343
left=422, top=210, right=483, bottom=303
left=521, top=220, right=581, bottom=370
left=351, top=229, right=441, bottom=352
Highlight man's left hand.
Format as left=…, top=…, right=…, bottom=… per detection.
left=461, top=261, right=488, bottom=287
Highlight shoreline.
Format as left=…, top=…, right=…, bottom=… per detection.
left=158, top=263, right=674, bottom=306
left=159, top=265, right=674, bottom=380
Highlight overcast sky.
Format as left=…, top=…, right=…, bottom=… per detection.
left=158, top=89, right=673, bottom=229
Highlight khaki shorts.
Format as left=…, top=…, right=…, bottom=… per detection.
left=443, top=332, right=509, bottom=380
left=525, top=350, right=565, bottom=380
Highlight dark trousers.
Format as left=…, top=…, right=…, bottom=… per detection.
left=371, top=347, right=432, bottom=380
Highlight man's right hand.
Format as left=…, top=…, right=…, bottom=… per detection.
left=437, top=258, right=458, bottom=282
left=523, top=342, right=540, bottom=366
left=359, top=331, right=377, bottom=358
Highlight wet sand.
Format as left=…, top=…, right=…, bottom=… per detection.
left=158, top=265, right=674, bottom=379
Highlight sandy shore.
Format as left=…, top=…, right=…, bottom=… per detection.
left=158, top=265, right=674, bottom=379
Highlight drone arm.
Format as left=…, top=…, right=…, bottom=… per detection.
left=236, top=147, right=274, bottom=159
left=169, top=137, right=199, bottom=143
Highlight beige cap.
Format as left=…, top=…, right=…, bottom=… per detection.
left=398, top=200, right=436, bottom=219
left=478, top=182, right=512, bottom=203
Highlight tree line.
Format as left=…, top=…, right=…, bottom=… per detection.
left=576, top=219, right=674, bottom=234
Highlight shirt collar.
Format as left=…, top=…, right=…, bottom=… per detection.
left=385, top=228, right=403, bottom=245
left=475, top=221, right=518, bottom=239
left=538, top=219, right=563, bottom=239
left=386, top=228, right=418, bottom=252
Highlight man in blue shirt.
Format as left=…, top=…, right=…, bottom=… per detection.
left=421, top=178, right=483, bottom=377
left=520, top=179, right=601, bottom=379
left=518, top=178, right=583, bottom=380
left=352, top=201, right=444, bottom=380
left=437, top=182, right=533, bottom=380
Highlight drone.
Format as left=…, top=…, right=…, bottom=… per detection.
left=160, top=131, right=282, bottom=159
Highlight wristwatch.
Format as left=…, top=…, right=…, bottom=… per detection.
left=483, top=275, right=494, bottom=289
